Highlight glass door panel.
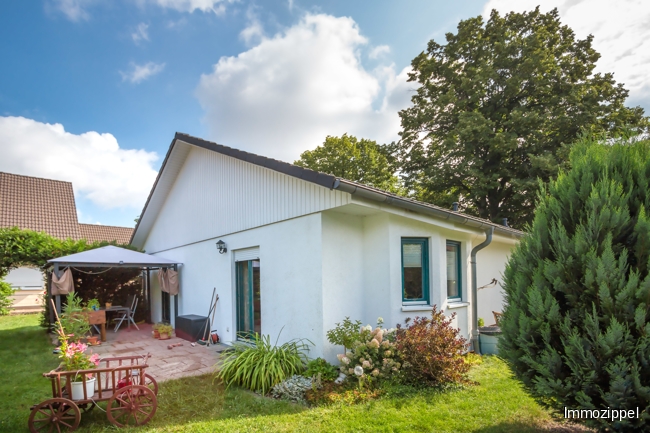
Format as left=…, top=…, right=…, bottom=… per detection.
left=236, top=260, right=261, bottom=338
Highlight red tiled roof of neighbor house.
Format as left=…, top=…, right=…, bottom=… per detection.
left=0, top=172, right=81, bottom=239
left=0, top=172, right=133, bottom=243
left=79, top=223, right=133, bottom=245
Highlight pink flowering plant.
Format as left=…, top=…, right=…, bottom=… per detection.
left=55, top=317, right=100, bottom=381
left=333, top=317, right=401, bottom=386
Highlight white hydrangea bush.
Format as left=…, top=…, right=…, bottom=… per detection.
left=335, top=317, right=401, bottom=383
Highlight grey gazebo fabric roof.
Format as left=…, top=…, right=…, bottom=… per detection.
left=48, top=245, right=181, bottom=268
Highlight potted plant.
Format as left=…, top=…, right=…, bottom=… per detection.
left=86, top=298, right=100, bottom=311
left=158, top=323, right=173, bottom=340
left=152, top=322, right=163, bottom=339
left=59, top=340, right=101, bottom=399
left=54, top=311, right=100, bottom=400
left=60, top=294, right=91, bottom=343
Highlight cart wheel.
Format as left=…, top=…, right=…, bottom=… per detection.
left=106, top=385, right=157, bottom=427
left=28, top=397, right=81, bottom=433
left=139, top=374, right=158, bottom=395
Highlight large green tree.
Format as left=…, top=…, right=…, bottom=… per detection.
left=397, top=7, right=648, bottom=228
left=295, top=134, right=404, bottom=194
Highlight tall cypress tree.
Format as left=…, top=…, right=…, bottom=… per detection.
left=500, top=136, right=650, bottom=431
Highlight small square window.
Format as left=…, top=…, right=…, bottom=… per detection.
left=446, top=241, right=462, bottom=300
left=402, top=238, right=429, bottom=304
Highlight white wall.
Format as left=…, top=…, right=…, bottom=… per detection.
left=140, top=144, right=350, bottom=253
left=145, top=213, right=326, bottom=357
left=321, top=212, right=365, bottom=361
left=319, top=210, right=515, bottom=360
left=475, top=240, right=515, bottom=325
left=5, top=267, right=44, bottom=289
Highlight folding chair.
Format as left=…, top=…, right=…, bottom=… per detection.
left=112, top=295, right=139, bottom=332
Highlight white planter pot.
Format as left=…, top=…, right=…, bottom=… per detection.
left=70, top=377, right=96, bottom=400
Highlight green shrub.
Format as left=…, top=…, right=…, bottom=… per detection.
left=304, top=357, right=338, bottom=381
left=0, top=279, right=15, bottom=316
left=500, top=137, right=650, bottom=432
left=326, top=316, right=362, bottom=351
left=395, top=306, right=470, bottom=386
left=217, top=333, right=311, bottom=394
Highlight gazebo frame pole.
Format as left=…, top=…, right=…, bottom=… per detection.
left=146, top=268, right=152, bottom=324
left=46, top=269, right=54, bottom=325
left=53, top=264, right=61, bottom=318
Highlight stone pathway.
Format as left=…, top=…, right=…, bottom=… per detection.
left=87, top=323, right=226, bottom=382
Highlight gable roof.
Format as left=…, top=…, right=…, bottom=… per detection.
left=0, top=171, right=81, bottom=239
left=132, top=133, right=524, bottom=245
left=0, top=171, right=134, bottom=243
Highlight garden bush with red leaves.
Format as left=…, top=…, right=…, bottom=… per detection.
left=395, top=306, right=471, bottom=386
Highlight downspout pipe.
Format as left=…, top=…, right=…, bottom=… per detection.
left=470, top=227, right=494, bottom=354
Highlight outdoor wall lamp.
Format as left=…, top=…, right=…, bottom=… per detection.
left=216, top=240, right=227, bottom=254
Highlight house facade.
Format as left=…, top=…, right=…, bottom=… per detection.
left=0, top=172, right=133, bottom=313
left=131, top=134, right=523, bottom=361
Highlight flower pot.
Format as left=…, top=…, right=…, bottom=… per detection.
left=159, top=332, right=170, bottom=340
left=87, top=336, right=100, bottom=345
left=153, top=330, right=160, bottom=339
left=105, top=302, right=112, bottom=308
left=70, top=377, right=96, bottom=400
left=478, top=326, right=502, bottom=355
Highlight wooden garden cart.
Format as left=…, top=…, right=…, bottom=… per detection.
left=28, top=354, right=159, bottom=432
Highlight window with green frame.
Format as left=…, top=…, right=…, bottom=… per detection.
left=446, top=241, right=462, bottom=300
left=401, top=238, right=430, bottom=304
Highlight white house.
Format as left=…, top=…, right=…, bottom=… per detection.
left=131, top=133, right=524, bottom=361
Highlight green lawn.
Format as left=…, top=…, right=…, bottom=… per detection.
left=0, top=314, right=581, bottom=433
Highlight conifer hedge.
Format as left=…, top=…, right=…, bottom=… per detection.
left=500, top=137, right=650, bottom=431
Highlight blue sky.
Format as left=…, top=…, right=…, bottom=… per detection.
left=1, top=0, right=649, bottom=229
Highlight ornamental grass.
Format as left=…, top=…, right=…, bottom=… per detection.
left=216, top=333, right=312, bottom=394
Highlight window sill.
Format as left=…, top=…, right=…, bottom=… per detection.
left=446, top=302, right=470, bottom=309
left=401, top=305, right=434, bottom=312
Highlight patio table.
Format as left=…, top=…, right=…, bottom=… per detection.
left=100, top=305, right=133, bottom=333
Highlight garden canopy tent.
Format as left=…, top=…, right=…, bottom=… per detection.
left=47, top=245, right=182, bottom=323
left=48, top=245, right=180, bottom=268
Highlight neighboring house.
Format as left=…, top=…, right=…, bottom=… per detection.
left=0, top=172, right=133, bottom=312
left=131, top=133, right=525, bottom=360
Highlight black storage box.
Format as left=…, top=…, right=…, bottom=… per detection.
left=175, top=314, right=208, bottom=342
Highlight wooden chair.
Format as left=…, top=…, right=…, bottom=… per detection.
left=112, top=295, right=139, bottom=332
left=492, top=311, right=503, bottom=326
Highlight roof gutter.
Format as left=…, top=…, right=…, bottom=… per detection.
left=332, top=179, right=521, bottom=239
left=470, top=227, right=493, bottom=354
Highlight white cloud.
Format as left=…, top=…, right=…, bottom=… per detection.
left=196, top=13, right=413, bottom=162
left=483, top=0, right=650, bottom=103
left=50, top=0, right=93, bottom=21
left=132, top=23, right=150, bottom=44
left=146, top=0, right=236, bottom=14
left=120, top=62, right=165, bottom=84
left=166, top=18, right=188, bottom=29
left=240, top=8, right=264, bottom=46
left=369, top=45, right=390, bottom=59
left=0, top=116, right=158, bottom=210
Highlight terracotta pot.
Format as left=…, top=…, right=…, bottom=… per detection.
left=153, top=330, right=160, bottom=339
left=105, top=302, right=112, bottom=308
left=87, top=336, right=100, bottom=345
left=159, top=333, right=170, bottom=340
